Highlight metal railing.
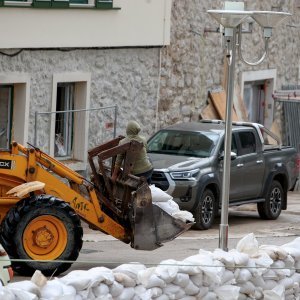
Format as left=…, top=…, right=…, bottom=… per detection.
left=34, top=105, right=118, bottom=156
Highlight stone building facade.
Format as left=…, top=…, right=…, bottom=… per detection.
left=0, top=0, right=299, bottom=171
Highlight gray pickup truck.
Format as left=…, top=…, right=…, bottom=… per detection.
left=148, top=120, right=298, bottom=230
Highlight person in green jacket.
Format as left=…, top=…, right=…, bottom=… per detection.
left=112, top=120, right=153, bottom=184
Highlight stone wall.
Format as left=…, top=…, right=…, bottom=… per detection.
left=0, top=0, right=299, bottom=145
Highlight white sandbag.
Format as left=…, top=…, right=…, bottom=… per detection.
left=41, top=279, right=77, bottom=300
left=137, top=267, right=166, bottom=289
left=221, top=269, right=235, bottom=285
left=115, top=287, right=135, bottom=300
left=92, top=283, right=109, bottom=297
left=271, top=260, right=291, bottom=278
left=77, top=289, right=96, bottom=300
left=285, top=294, right=296, bottom=300
left=179, top=297, right=196, bottom=300
left=284, top=254, right=295, bottom=269
left=133, top=285, right=151, bottom=300
left=153, top=200, right=180, bottom=215
left=263, top=284, right=285, bottom=300
left=172, top=210, right=195, bottom=222
left=149, top=287, right=163, bottom=298
left=285, top=287, right=295, bottom=296
left=155, top=295, right=169, bottom=300
left=9, top=289, right=38, bottom=300
left=215, top=285, right=240, bottom=300
left=88, top=267, right=115, bottom=285
left=181, top=251, right=224, bottom=285
left=245, top=258, right=261, bottom=277
left=95, top=295, right=112, bottom=300
left=149, top=185, right=173, bottom=202
left=155, top=259, right=178, bottom=283
left=183, top=281, right=199, bottom=296
left=40, top=280, right=64, bottom=299
left=213, top=249, right=235, bottom=268
left=259, top=245, right=288, bottom=260
left=291, top=272, right=300, bottom=284
left=235, top=268, right=252, bottom=283
left=114, top=263, right=146, bottom=280
left=59, top=270, right=92, bottom=291
left=238, top=281, right=256, bottom=297
left=31, top=270, right=47, bottom=288
left=114, top=272, right=136, bottom=287
left=251, top=252, right=273, bottom=274
left=173, top=273, right=190, bottom=288
left=262, top=269, right=278, bottom=280
left=201, top=291, right=217, bottom=300
left=7, top=281, right=40, bottom=297
left=250, top=275, right=265, bottom=289
left=228, top=249, right=249, bottom=266
left=278, top=277, right=294, bottom=290
left=189, top=273, right=203, bottom=287
left=195, top=286, right=209, bottom=298
left=109, top=281, right=124, bottom=298
left=163, top=284, right=185, bottom=299
left=236, top=233, right=259, bottom=256
left=0, top=287, right=15, bottom=300
left=264, top=280, right=277, bottom=290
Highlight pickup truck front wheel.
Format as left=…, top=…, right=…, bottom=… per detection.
left=257, top=180, right=283, bottom=220
left=193, top=189, right=216, bottom=230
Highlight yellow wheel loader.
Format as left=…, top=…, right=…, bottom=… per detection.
left=0, top=138, right=192, bottom=276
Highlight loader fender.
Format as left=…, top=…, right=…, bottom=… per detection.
left=6, top=181, right=45, bottom=198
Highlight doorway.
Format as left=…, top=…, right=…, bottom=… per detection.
left=0, top=85, right=13, bottom=149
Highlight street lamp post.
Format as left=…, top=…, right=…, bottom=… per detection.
left=207, top=3, right=291, bottom=251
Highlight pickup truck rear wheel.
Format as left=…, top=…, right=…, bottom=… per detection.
left=193, top=189, right=216, bottom=230
left=0, top=195, right=83, bottom=276
left=257, top=180, right=283, bottom=220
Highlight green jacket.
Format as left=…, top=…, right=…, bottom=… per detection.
left=115, top=121, right=152, bottom=174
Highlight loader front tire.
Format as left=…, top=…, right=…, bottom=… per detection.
left=0, top=195, right=83, bottom=276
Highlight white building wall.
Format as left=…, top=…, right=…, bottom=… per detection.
left=0, top=0, right=171, bottom=48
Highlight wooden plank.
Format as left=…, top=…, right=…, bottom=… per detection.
left=200, top=103, right=219, bottom=120
left=233, top=83, right=248, bottom=121
left=209, top=90, right=239, bottom=121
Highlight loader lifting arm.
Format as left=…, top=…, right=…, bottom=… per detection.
left=0, top=139, right=192, bottom=276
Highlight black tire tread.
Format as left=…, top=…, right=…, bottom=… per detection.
left=0, top=195, right=83, bottom=276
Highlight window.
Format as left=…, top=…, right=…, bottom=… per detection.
left=0, top=74, right=30, bottom=146
left=55, top=83, right=74, bottom=158
left=51, top=73, right=91, bottom=171
left=0, top=85, right=13, bottom=149
left=238, top=131, right=256, bottom=155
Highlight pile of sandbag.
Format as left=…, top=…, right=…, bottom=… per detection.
left=2, top=233, right=300, bottom=299
left=149, top=185, right=194, bottom=223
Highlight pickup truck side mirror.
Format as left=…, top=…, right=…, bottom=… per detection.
left=219, top=151, right=237, bottom=161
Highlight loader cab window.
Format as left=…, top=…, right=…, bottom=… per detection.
left=0, top=86, right=13, bottom=149
left=55, top=83, right=74, bottom=158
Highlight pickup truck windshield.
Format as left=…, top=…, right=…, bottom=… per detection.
left=148, top=130, right=219, bottom=158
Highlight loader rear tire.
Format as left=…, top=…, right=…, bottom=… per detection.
left=0, top=195, right=83, bottom=276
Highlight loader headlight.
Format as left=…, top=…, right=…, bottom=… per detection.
left=170, top=169, right=200, bottom=180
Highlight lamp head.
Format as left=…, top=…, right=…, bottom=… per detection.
left=251, top=11, right=292, bottom=38
left=207, top=10, right=251, bottom=28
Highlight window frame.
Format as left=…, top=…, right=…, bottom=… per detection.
left=50, top=72, right=91, bottom=171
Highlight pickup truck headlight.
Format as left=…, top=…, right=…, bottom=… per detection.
left=170, top=169, right=200, bottom=180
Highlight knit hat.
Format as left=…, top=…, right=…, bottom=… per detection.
left=126, top=120, right=141, bottom=136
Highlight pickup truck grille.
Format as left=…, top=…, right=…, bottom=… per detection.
left=151, top=171, right=169, bottom=191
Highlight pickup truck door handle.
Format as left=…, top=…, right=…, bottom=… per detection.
left=256, top=160, right=263, bottom=164
left=237, top=163, right=244, bottom=167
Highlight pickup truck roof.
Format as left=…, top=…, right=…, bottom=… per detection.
left=161, top=120, right=281, bottom=148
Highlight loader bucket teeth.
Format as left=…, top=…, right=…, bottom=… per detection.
left=131, top=184, right=193, bottom=250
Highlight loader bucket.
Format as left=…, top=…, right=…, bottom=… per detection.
left=131, top=183, right=193, bottom=250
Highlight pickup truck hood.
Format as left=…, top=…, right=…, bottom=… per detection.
left=148, top=153, right=211, bottom=171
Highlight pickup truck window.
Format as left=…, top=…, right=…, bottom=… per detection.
left=148, top=130, right=219, bottom=158
left=238, top=131, right=256, bottom=155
